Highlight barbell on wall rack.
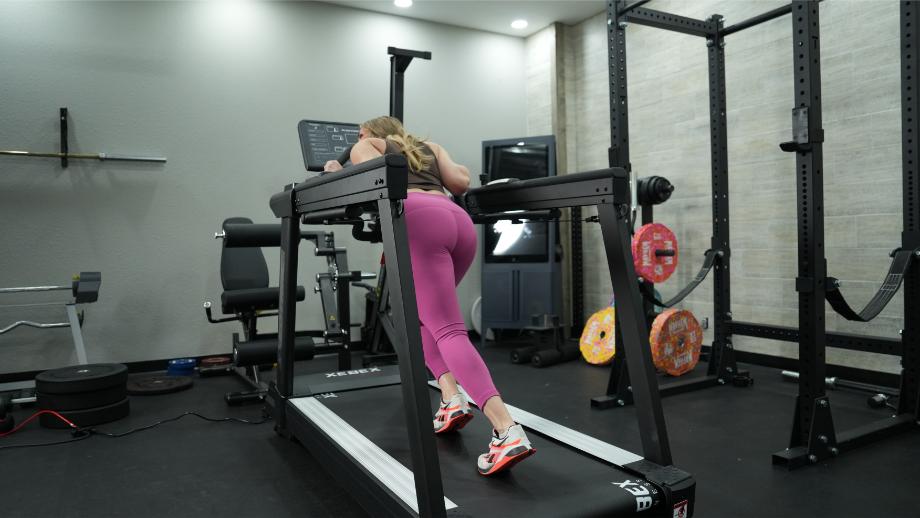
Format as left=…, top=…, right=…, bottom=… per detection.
left=0, top=108, right=167, bottom=168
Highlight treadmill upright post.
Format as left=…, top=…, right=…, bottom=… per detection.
left=597, top=202, right=672, bottom=466
left=376, top=197, right=447, bottom=518
left=276, top=212, right=301, bottom=399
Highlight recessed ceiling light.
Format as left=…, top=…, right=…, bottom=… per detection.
left=511, top=19, right=528, bottom=30
left=394, top=0, right=413, bottom=7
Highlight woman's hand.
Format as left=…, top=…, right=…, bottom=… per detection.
left=324, top=160, right=343, bottom=172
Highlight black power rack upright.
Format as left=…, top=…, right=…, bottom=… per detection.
left=592, top=0, right=749, bottom=410
left=595, top=0, right=920, bottom=468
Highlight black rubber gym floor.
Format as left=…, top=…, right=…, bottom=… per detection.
left=2, top=342, right=918, bottom=517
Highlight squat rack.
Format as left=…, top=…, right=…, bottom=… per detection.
left=592, top=0, right=747, bottom=410
left=599, top=0, right=920, bottom=467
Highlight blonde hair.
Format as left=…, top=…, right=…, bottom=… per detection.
left=360, top=116, right=433, bottom=173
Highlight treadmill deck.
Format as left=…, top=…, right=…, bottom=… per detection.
left=289, top=385, right=663, bottom=517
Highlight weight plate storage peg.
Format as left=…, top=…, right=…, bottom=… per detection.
left=649, top=309, right=702, bottom=376
left=632, top=223, right=679, bottom=283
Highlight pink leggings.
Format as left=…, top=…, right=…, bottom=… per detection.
left=404, top=192, right=499, bottom=408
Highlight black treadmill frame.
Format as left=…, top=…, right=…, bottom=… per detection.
left=601, top=0, right=920, bottom=467
left=269, top=158, right=693, bottom=517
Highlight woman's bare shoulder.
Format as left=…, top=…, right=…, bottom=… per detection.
left=424, top=141, right=443, bottom=155
left=362, top=137, right=387, bottom=153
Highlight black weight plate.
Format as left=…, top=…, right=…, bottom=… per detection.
left=37, top=384, right=127, bottom=411
left=200, top=356, right=232, bottom=367
left=39, top=398, right=130, bottom=429
left=126, top=375, right=193, bottom=395
left=35, top=363, right=128, bottom=395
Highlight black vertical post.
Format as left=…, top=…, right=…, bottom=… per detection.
left=775, top=1, right=837, bottom=467
left=640, top=203, right=655, bottom=323
left=602, top=0, right=635, bottom=408
left=609, top=1, right=631, bottom=171
left=707, top=17, right=736, bottom=379
left=276, top=210, right=300, bottom=399
left=598, top=202, right=671, bottom=466
left=376, top=198, right=446, bottom=518
left=335, top=249, right=353, bottom=372
left=390, top=57, right=405, bottom=122
left=388, top=48, right=431, bottom=123
left=899, top=1, right=920, bottom=418
left=572, top=208, right=585, bottom=333
left=59, top=107, right=68, bottom=169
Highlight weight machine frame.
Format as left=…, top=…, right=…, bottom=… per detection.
left=596, top=0, right=920, bottom=468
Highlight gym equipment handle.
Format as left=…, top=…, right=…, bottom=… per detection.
left=0, top=320, right=70, bottom=334
left=0, top=285, right=70, bottom=294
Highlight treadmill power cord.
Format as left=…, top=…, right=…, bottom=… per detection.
left=0, top=410, right=270, bottom=450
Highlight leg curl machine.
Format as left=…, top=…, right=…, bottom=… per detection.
left=204, top=217, right=373, bottom=404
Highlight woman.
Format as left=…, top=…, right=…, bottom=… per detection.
left=324, top=116, right=535, bottom=476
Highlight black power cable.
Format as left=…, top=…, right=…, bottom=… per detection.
left=84, top=411, right=270, bottom=438
left=0, top=411, right=269, bottom=450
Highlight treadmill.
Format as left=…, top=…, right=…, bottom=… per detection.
left=267, top=153, right=696, bottom=517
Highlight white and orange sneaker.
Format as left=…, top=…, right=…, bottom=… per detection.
left=477, top=423, right=535, bottom=476
left=433, top=393, right=473, bottom=434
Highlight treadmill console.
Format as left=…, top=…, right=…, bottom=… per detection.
left=297, top=120, right=360, bottom=172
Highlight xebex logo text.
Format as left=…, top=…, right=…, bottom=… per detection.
left=612, top=480, right=657, bottom=512
left=325, top=368, right=382, bottom=378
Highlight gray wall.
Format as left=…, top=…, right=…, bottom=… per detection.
left=529, top=0, right=903, bottom=373
left=0, top=1, right=526, bottom=373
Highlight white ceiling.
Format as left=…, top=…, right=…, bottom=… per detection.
left=321, top=0, right=606, bottom=37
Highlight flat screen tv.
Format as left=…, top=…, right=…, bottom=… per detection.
left=481, top=135, right=556, bottom=263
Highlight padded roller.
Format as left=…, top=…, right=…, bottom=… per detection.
left=531, top=344, right=580, bottom=368
left=510, top=345, right=540, bottom=364
left=222, top=223, right=283, bottom=248
left=221, top=287, right=306, bottom=314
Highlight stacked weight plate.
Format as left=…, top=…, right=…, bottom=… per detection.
left=35, top=363, right=130, bottom=429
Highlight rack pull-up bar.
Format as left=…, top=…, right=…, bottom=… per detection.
left=620, top=0, right=651, bottom=15
left=722, top=3, right=793, bottom=36
left=620, top=7, right=715, bottom=38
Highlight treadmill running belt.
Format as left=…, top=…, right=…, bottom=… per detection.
left=313, top=385, right=661, bottom=517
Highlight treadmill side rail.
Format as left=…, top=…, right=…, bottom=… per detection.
left=290, top=397, right=458, bottom=515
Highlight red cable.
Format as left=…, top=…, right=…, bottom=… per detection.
left=0, top=410, right=77, bottom=437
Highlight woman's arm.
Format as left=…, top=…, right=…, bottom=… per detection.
left=427, top=142, right=470, bottom=196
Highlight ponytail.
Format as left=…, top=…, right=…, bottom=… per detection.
left=360, top=116, right=434, bottom=172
